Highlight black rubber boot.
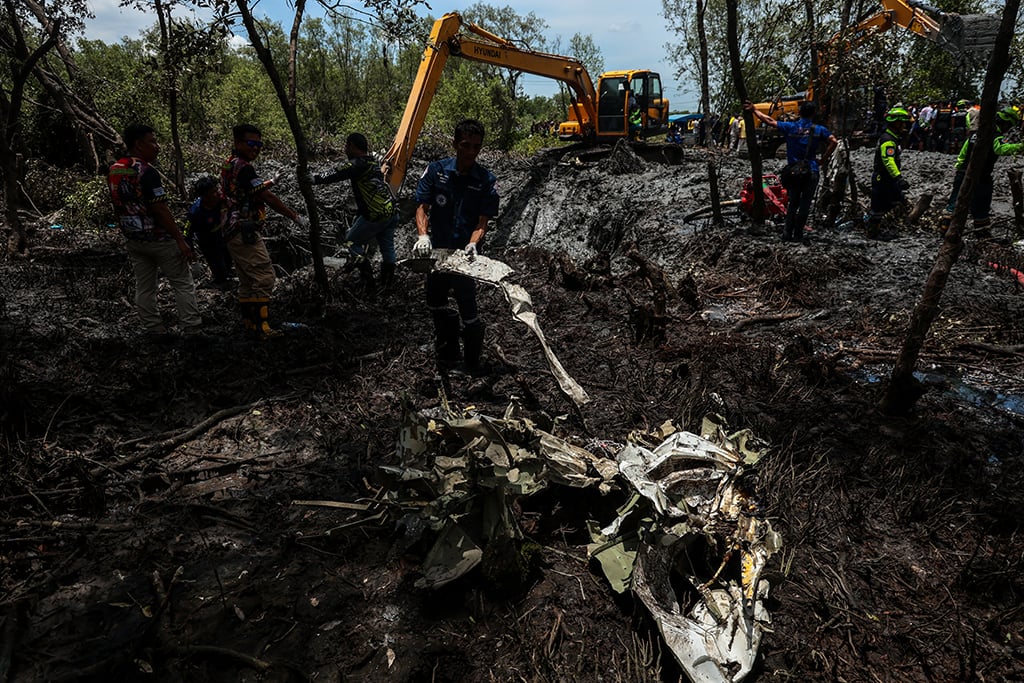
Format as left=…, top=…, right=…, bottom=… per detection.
left=378, top=262, right=396, bottom=292
left=866, top=217, right=894, bottom=241
left=461, top=321, right=486, bottom=376
left=357, top=259, right=374, bottom=286
left=431, top=309, right=462, bottom=370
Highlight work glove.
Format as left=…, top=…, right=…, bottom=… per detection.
left=464, top=242, right=478, bottom=260
left=299, top=170, right=314, bottom=186
left=414, top=234, right=432, bottom=257
left=897, top=176, right=910, bottom=193
left=294, top=215, right=310, bottom=229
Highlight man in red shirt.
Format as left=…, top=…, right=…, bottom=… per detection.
left=221, top=124, right=307, bottom=338
left=108, top=123, right=201, bottom=338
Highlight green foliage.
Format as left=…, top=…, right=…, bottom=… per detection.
left=509, top=131, right=569, bottom=156
left=75, top=38, right=170, bottom=136
left=205, top=51, right=289, bottom=141
left=63, top=175, right=115, bottom=228
left=427, top=61, right=502, bottom=143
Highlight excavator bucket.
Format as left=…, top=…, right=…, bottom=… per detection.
left=938, top=13, right=1001, bottom=62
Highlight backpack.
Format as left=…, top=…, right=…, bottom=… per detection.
left=362, top=171, right=396, bottom=223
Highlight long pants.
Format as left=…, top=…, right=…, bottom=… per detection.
left=194, top=230, right=234, bottom=282
left=870, top=178, right=904, bottom=219
left=346, top=213, right=398, bottom=264
left=426, top=271, right=479, bottom=324
left=226, top=232, right=276, bottom=299
left=125, top=239, right=201, bottom=331
left=946, top=169, right=994, bottom=220
left=785, top=170, right=819, bottom=238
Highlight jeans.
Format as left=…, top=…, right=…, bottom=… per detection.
left=346, top=213, right=398, bottom=264
left=125, top=239, right=201, bottom=331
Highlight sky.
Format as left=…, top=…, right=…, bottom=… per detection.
left=80, top=0, right=701, bottom=111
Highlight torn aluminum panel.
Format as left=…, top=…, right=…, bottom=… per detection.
left=500, top=282, right=591, bottom=406
left=433, top=250, right=590, bottom=407
left=588, top=417, right=781, bottom=683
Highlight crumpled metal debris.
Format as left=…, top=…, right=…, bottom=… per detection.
left=588, top=415, right=782, bottom=683
left=385, top=400, right=780, bottom=679
left=427, top=250, right=590, bottom=406
left=384, top=400, right=617, bottom=589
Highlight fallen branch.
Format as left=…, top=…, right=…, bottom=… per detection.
left=731, top=311, right=803, bottom=332
left=0, top=518, right=133, bottom=532
left=959, top=341, right=1024, bottom=356
left=174, top=645, right=311, bottom=680
left=291, top=499, right=373, bottom=511
left=90, top=402, right=259, bottom=477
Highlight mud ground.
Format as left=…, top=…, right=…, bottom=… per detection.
left=1, top=141, right=1023, bottom=682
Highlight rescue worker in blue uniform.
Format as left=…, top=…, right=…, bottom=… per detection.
left=413, top=119, right=500, bottom=375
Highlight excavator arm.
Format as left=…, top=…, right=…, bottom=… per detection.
left=381, top=12, right=599, bottom=194
left=761, top=0, right=998, bottom=118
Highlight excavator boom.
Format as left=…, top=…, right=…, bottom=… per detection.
left=382, top=12, right=598, bottom=194
left=758, top=0, right=999, bottom=121
left=381, top=12, right=669, bottom=194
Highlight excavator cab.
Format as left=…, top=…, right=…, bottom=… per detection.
left=591, top=71, right=668, bottom=142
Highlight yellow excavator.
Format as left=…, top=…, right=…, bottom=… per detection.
left=381, top=12, right=670, bottom=193
left=754, top=0, right=999, bottom=124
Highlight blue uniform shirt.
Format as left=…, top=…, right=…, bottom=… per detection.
left=185, top=197, right=223, bottom=235
left=415, top=157, right=499, bottom=249
left=777, top=119, right=831, bottom=172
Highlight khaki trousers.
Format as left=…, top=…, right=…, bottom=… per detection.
left=226, top=232, right=276, bottom=299
left=125, top=239, right=201, bottom=331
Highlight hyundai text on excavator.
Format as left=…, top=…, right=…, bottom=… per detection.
left=381, top=12, right=671, bottom=194
left=751, top=0, right=998, bottom=146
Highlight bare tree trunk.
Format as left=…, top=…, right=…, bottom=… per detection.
left=708, top=161, right=723, bottom=225
left=1008, top=168, right=1024, bottom=236
left=696, top=0, right=710, bottom=121
left=20, top=0, right=108, bottom=170
left=235, top=0, right=327, bottom=295
left=880, top=0, right=1020, bottom=416
left=725, top=0, right=765, bottom=224
left=154, top=0, right=185, bottom=198
left=0, top=1, right=58, bottom=256
left=803, top=0, right=817, bottom=89
left=288, top=0, right=306, bottom=107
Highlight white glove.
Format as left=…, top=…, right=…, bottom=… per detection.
left=294, top=215, right=309, bottom=229
left=414, top=234, right=432, bottom=257
left=464, top=242, right=478, bottom=259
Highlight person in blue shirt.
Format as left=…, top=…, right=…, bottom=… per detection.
left=413, top=119, right=500, bottom=375
left=746, top=100, right=837, bottom=242
left=183, top=175, right=234, bottom=289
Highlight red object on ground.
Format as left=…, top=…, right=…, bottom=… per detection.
left=988, top=262, right=1024, bottom=285
left=740, top=175, right=788, bottom=217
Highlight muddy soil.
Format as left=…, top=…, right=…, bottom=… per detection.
left=1, top=142, right=1023, bottom=682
